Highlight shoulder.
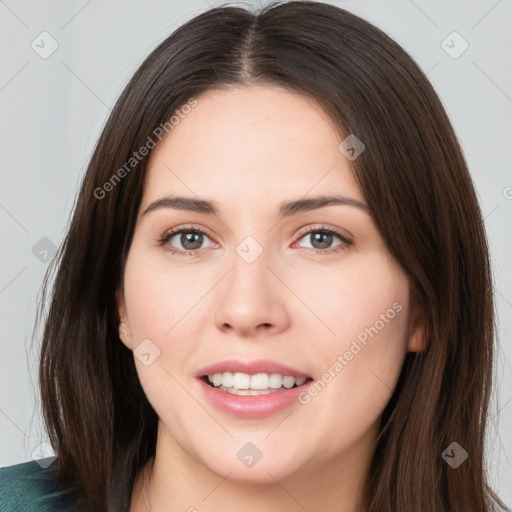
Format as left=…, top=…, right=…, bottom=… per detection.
left=0, top=458, right=78, bottom=512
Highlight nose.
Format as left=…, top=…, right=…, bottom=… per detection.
left=213, top=247, right=291, bottom=337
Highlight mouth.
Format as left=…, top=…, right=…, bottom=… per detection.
left=200, top=372, right=313, bottom=396
left=195, top=359, right=314, bottom=417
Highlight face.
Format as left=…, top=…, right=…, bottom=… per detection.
left=117, top=85, right=424, bottom=484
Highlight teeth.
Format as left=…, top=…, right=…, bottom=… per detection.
left=283, top=376, right=295, bottom=388
left=250, top=373, right=269, bottom=390
left=206, top=372, right=308, bottom=391
left=218, top=385, right=278, bottom=396
left=222, top=372, right=233, bottom=387
left=269, top=374, right=283, bottom=389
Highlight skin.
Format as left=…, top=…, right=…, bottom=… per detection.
left=117, top=85, right=425, bottom=512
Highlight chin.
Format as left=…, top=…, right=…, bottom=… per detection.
left=188, top=436, right=308, bottom=484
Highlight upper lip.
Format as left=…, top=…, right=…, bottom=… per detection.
left=196, top=359, right=311, bottom=379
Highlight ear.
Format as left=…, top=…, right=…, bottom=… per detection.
left=116, top=288, right=133, bottom=350
left=407, top=298, right=427, bottom=353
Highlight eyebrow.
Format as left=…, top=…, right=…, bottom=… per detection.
left=141, top=194, right=369, bottom=218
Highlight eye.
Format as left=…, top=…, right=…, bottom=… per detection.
left=293, top=225, right=352, bottom=255
left=157, top=225, right=217, bottom=256
left=157, top=224, right=352, bottom=257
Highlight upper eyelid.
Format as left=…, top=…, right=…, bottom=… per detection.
left=164, top=224, right=217, bottom=242
left=295, top=224, right=351, bottom=240
left=163, top=223, right=346, bottom=237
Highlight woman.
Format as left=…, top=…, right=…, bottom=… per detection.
left=0, top=1, right=508, bottom=511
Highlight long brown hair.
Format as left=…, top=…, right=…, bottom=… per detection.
left=36, top=1, right=509, bottom=510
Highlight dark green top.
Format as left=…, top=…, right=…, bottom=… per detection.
left=0, top=458, right=78, bottom=512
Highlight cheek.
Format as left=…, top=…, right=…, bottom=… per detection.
left=123, top=245, right=209, bottom=340
left=121, top=254, right=205, bottom=424
left=294, top=257, right=410, bottom=443
left=291, top=253, right=409, bottom=354
left=121, top=247, right=234, bottom=418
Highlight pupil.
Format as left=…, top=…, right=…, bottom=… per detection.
left=181, top=232, right=202, bottom=250
left=312, top=232, right=332, bottom=249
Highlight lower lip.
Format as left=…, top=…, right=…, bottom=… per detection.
left=197, top=378, right=312, bottom=419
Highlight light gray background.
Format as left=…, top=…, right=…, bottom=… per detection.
left=1, top=0, right=511, bottom=504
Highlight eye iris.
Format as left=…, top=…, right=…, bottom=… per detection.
left=181, top=232, right=203, bottom=250
left=311, top=232, right=332, bottom=249
left=173, top=230, right=337, bottom=252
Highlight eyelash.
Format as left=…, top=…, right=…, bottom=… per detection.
left=157, top=224, right=353, bottom=257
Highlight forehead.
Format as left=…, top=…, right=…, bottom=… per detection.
left=142, top=85, right=364, bottom=208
